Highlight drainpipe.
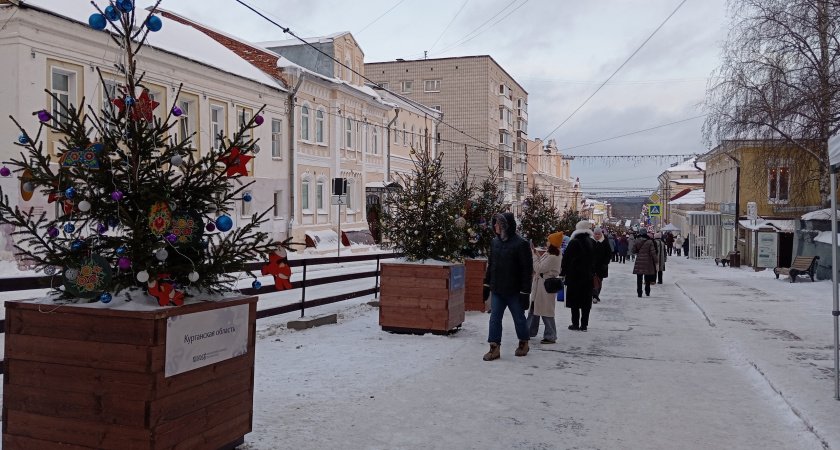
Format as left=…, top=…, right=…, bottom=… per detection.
left=385, top=107, right=399, bottom=183
left=287, top=72, right=305, bottom=240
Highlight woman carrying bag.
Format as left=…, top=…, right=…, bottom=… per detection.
left=527, top=232, right=563, bottom=344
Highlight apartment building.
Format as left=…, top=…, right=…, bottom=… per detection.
left=365, top=56, right=529, bottom=214
left=0, top=1, right=292, bottom=259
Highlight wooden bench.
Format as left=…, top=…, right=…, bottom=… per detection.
left=774, top=255, right=820, bottom=283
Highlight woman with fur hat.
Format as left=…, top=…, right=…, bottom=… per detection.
left=560, top=220, right=596, bottom=331
left=591, top=227, right=612, bottom=304
left=632, top=229, right=659, bottom=297
left=482, top=212, right=534, bottom=360
left=526, top=232, right=563, bottom=343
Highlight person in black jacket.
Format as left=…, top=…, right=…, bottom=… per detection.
left=561, top=220, right=596, bottom=331
left=591, top=227, right=612, bottom=304
left=482, top=212, right=534, bottom=361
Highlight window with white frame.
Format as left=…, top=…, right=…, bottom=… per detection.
left=102, top=80, right=117, bottom=118
left=355, top=64, right=360, bottom=84
left=394, top=124, right=398, bottom=143
left=381, top=82, right=389, bottom=90
left=424, top=79, right=441, bottom=92
left=345, top=56, right=351, bottom=82
left=346, top=179, right=355, bottom=211
left=400, top=81, right=413, bottom=94
left=300, top=105, right=310, bottom=140
left=372, top=125, right=379, bottom=154
left=768, top=164, right=791, bottom=203
left=274, top=190, right=283, bottom=218
left=411, top=125, right=415, bottom=148
left=316, top=178, right=325, bottom=211
left=211, top=104, right=225, bottom=151
left=345, top=117, right=353, bottom=149
left=238, top=108, right=252, bottom=141
left=241, top=190, right=252, bottom=216
left=178, top=100, right=195, bottom=143
left=271, top=119, right=282, bottom=158
left=402, top=122, right=407, bottom=145
left=499, top=131, right=512, bottom=146
left=51, top=68, right=76, bottom=127
left=518, top=98, right=527, bottom=112
left=432, top=105, right=441, bottom=111
left=357, top=121, right=362, bottom=153
left=301, top=178, right=311, bottom=211
left=315, top=109, right=325, bottom=143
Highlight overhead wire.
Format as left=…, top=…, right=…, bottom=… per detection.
left=427, top=0, right=469, bottom=54
left=356, top=0, right=407, bottom=35
left=429, top=0, right=531, bottom=57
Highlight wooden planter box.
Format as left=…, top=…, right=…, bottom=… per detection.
left=464, top=259, right=489, bottom=312
left=379, top=262, right=465, bottom=334
left=3, top=295, right=257, bottom=450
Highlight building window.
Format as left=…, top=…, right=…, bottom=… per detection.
left=178, top=100, right=194, bottom=143
left=372, top=125, right=379, bottom=154
left=300, top=105, right=310, bottom=140
left=241, top=190, right=252, bottom=216
left=402, top=122, right=407, bottom=145
left=432, top=105, right=441, bottom=111
left=51, top=68, right=76, bottom=127
left=345, top=56, right=352, bottom=82
left=316, top=179, right=325, bottom=210
left=274, top=190, right=283, bottom=218
left=355, top=64, right=360, bottom=84
left=424, top=79, right=441, bottom=92
left=238, top=108, right=252, bottom=141
left=411, top=125, right=415, bottom=148
left=101, top=80, right=118, bottom=132
left=380, top=82, right=389, bottom=90
left=271, top=119, right=282, bottom=158
left=346, top=179, right=355, bottom=211
left=518, top=98, right=527, bottom=112
left=345, top=117, right=353, bottom=149
left=301, top=179, right=311, bottom=211
left=315, top=109, right=325, bottom=143
left=394, top=124, right=398, bottom=143
left=768, top=166, right=790, bottom=203
left=400, top=81, right=413, bottom=93
left=211, top=104, right=225, bottom=151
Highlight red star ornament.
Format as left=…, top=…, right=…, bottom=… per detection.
left=219, top=147, right=251, bottom=177
left=112, top=89, right=159, bottom=122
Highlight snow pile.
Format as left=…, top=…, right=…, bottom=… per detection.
left=801, top=208, right=840, bottom=221
left=670, top=189, right=705, bottom=205
left=305, top=229, right=341, bottom=248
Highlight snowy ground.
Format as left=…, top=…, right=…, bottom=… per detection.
left=1, top=253, right=839, bottom=449
left=242, top=255, right=837, bottom=449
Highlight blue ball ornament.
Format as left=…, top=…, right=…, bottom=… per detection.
left=65, top=187, right=77, bottom=198
left=146, top=15, right=162, bottom=32
left=71, top=240, right=84, bottom=251
left=63, top=223, right=75, bottom=233
left=88, top=13, right=107, bottom=30
left=116, top=0, right=134, bottom=13
left=104, top=5, right=120, bottom=21
left=17, top=134, right=28, bottom=144
left=252, top=280, right=262, bottom=290
left=243, top=193, right=252, bottom=202
left=200, top=240, right=209, bottom=249
left=100, top=293, right=112, bottom=303
left=109, top=219, right=120, bottom=228
left=116, top=246, right=128, bottom=255
left=124, top=97, right=135, bottom=108
left=216, top=215, right=233, bottom=232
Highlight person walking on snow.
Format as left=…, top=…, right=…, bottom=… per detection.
left=632, top=231, right=658, bottom=297
left=617, top=234, right=629, bottom=263
left=591, top=227, right=612, bottom=304
left=674, top=234, right=684, bottom=256
left=526, top=232, right=563, bottom=344
left=482, top=212, right=534, bottom=361
left=561, top=220, right=596, bottom=331
left=664, top=231, right=675, bottom=256
left=628, top=232, right=636, bottom=261
left=653, top=232, right=668, bottom=284
left=607, top=232, right=616, bottom=262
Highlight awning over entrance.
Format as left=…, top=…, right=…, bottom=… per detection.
left=687, top=211, right=721, bottom=226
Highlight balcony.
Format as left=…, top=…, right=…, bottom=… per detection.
left=517, top=109, right=528, bottom=121
left=499, top=95, right=513, bottom=110
left=499, top=118, right=509, bottom=130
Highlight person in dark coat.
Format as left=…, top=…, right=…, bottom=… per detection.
left=591, top=227, right=612, bottom=304
left=482, top=212, right=534, bottom=361
left=632, top=231, right=659, bottom=297
left=653, top=232, right=668, bottom=284
left=617, top=235, right=629, bottom=263
left=561, top=220, right=596, bottom=331
left=664, top=231, right=675, bottom=256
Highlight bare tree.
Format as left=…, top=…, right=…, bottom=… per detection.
left=703, top=0, right=840, bottom=207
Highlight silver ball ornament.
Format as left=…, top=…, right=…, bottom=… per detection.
left=171, top=154, right=183, bottom=167
left=136, top=270, right=150, bottom=282
left=78, top=200, right=91, bottom=212
left=155, top=248, right=168, bottom=261
left=188, top=271, right=199, bottom=282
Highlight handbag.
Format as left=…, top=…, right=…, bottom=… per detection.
left=544, top=277, right=564, bottom=294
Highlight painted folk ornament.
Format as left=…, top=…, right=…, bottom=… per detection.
left=60, top=142, right=103, bottom=170
left=261, top=246, right=292, bottom=291
left=148, top=275, right=184, bottom=306
left=169, top=210, right=203, bottom=246
left=148, top=201, right=172, bottom=236
left=62, top=254, right=113, bottom=299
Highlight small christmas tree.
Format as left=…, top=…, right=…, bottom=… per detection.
left=519, top=186, right=559, bottom=246
left=450, top=168, right=473, bottom=258
left=464, top=168, right=503, bottom=257
left=0, top=1, right=284, bottom=304
left=557, top=209, right=583, bottom=235
left=382, top=147, right=465, bottom=262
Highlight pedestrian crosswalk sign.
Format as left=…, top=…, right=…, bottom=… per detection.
left=649, top=204, right=661, bottom=216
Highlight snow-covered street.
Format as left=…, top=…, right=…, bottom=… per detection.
left=243, top=255, right=837, bottom=449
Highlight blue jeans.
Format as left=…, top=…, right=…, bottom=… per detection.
left=488, top=292, right=530, bottom=344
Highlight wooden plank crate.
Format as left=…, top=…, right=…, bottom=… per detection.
left=3, top=295, right=258, bottom=450
left=463, top=259, right=489, bottom=312
left=379, top=262, right=465, bottom=334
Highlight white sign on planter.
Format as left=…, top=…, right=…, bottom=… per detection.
left=756, top=231, right=778, bottom=268
left=165, top=303, right=250, bottom=377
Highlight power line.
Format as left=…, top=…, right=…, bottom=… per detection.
left=423, top=0, right=519, bottom=57
left=356, top=0, right=407, bottom=35
left=428, top=0, right=469, bottom=54
left=541, top=0, right=689, bottom=141
left=553, top=114, right=707, bottom=152
left=518, top=76, right=710, bottom=85
left=431, top=0, right=530, bottom=57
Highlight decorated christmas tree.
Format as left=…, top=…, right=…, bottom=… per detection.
left=464, top=168, right=503, bottom=257
left=557, top=208, right=583, bottom=235
left=450, top=168, right=473, bottom=257
left=519, top=186, right=559, bottom=246
left=0, top=1, right=284, bottom=305
left=382, top=147, right=466, bottom=262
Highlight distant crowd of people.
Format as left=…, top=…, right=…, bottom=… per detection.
left=480, top=213, right=684, bottom=361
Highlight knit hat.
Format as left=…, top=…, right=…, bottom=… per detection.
left=593, top=227, right=603, bottom=234
left=548, top=232, right=564, bottom=248
left=576, top=220, right=591, bottom=231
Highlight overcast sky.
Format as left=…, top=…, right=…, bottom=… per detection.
left=147, top=0, right=729, bottom=198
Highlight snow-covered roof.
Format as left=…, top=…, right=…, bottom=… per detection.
left=20, top=0, right=284, bottom=90
left=673, top=178, right=704, bottom=184
left=739, top=219, right=795, bottom=232
left=275, top=56, right=389, bottom=107
left=815, top=231, right=840, bottom=246
left=257, top=31, right=351, bottom=49
left=801, top=208, right=840, bottom=221
left=670, top=189, right=705, bottom=205
left=666, top=158, right=705, bottom=172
